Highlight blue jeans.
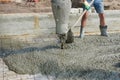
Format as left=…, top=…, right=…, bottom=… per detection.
left=86, top=0, right=104, bottom=13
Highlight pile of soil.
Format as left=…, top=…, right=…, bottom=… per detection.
left=72, top=0, right=120, bottom=10
left=0, top=1, right=51, bottom=14
left=104, top=0, right=120, bottom=10
left=0, top=0, right=120, bottom=14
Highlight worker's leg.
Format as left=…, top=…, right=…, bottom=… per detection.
left=94, top=1, right=108, bottom=36
left=80, top=11, right=89, bottom=38
left=98, top=13, right=108, bottom=36
left=79, top=0, right=91, bottom=38
left=99, top=13, right=105, bottom=26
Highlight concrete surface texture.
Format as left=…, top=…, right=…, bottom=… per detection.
left=1, top=33, right=120, bottom=80
left=0, top=10, right=120, bottom=80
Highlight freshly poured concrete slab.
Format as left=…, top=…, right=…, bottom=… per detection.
left=0, top=10, right=120, bottom=80
left=1, top=33, right=120, bottom=80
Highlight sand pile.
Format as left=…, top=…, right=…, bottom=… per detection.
left=71, top=0, right=120, bottom=10
left=104, top=0, right=120, bottom=10
left=0, top=0, right=120, bottom=14
left=2, top=33, right=120, bottom=80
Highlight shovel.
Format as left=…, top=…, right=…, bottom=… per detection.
left=65, top=0, right=94, bottom=43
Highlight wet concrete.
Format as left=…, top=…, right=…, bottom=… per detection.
left=0, top=10, right=120, bottom=80
left=1, top=33, right=120, bottom=80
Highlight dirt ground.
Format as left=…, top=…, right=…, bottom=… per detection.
left=0, top=0, right=120, bottom=14
left=0, top=1, right=52, bottom=14
left=1, top=33, right=120, bottom=80
left=72, top=0, right=120, bottom=10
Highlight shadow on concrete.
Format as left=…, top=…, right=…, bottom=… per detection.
left=54, top=68, right=120, bottom=80
left=33, top=63, right=120, bottom=80
left=0, top=44, right=60, bottom=58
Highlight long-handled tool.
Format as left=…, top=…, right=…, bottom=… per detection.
left=66, top=0, right=94, bottom=43
left=71, top=0, right=94, bottom=30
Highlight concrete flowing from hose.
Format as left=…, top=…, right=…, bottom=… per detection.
left=51, top=0, right=72, bottom=49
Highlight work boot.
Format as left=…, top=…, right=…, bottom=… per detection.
left=66, top=29, right=74, bottom=43
left=79, top=26, right=85, bottom=38
left=99, top=25, right=108, bottom=37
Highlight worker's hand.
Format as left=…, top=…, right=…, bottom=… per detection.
left=83, top=1, right=90, bottom=10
